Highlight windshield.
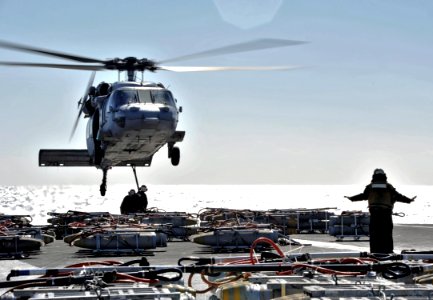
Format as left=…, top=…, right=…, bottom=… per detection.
left=137, top=89, right=175, bottom=106
left=137, top=90, right=152, bottom=104
left=111, top=90, right=138, bottom=107
left=152, top=90, right=175, bottom=105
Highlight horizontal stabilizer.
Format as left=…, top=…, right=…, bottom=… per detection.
left=168, top=131, right=185, bottom=143
left=39, top=150, right=94, bottom=167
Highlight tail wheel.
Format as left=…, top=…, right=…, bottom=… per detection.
left=170, top=147, right=180, bottom=166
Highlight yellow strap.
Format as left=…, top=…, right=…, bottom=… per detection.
left=281, top=283, right=286, bottom=296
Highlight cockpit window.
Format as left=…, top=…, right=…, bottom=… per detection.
left=137, top=89, right=175, bottom=106
left=137, top=90, right=152, bottom=104
left=112, top=90, right=138, bottom=107
left=152, top=90, right=175, bottom=106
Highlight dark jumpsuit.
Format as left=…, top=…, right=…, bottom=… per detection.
left=137, top=191, right=148, bottom=212
left=120, top=193, right=147, bottom=214
left=348, top=182, right=412, bottom=253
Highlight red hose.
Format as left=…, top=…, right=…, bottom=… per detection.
left=116, top=272, right=159, bottom=284
left=250, top=237, right=285, bottom=265
left=65, top=260, right=123, bottom=268
left=277, top=263, right=364, bottom=276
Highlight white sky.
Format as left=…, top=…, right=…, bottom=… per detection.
left=0, top=1, right=432, bottom=186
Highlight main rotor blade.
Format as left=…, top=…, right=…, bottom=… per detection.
left=0, top=40, right=105, bottom=63
left=160, top=65, right=302, bottom=72
left=70, top=71, right=96, bottom=141
left=159, top=38, right=307, bottom=64
left=0, top=61, right=105, bottom=70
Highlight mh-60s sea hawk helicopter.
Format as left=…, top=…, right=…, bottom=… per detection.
left=0, top=39, right=305, bottom=195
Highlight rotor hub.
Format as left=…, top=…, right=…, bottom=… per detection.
left=103, top=57, right=158, bottom=73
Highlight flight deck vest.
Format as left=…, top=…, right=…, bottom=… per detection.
left=367, top=183, right=394, bottom=210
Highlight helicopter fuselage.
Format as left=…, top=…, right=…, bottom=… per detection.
left=40, top=80, right=184, bottom=174
left=85, top=81, right=183, bottom=169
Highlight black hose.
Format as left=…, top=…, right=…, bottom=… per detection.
left=178, top=256, right=214, bottom=266
left=120, top=257, right=149, bottom=266
left=129, top=269, right=183, bottom=282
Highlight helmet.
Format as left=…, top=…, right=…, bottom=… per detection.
left=372, top=168, right=387, bottom=182
left=373, top=168, right=386, bottom=175
left=139, top=185, right=148, bottom=192
left=128, top=189, right=135, bottom=195
left=96, top=82, right=110, bottom=96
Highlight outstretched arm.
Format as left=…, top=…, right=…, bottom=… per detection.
left=394, top=192, right=416, bottom=204
left=344, top=186, right=369, bottom=201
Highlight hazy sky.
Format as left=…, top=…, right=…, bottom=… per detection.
left=0, top=0, right=432, bottom=186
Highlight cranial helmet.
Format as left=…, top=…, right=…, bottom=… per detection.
left=372, top=168, right=387, bottom=182
left=373, top=168, right=386, bottom=175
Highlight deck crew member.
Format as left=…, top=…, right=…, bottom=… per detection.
left=345, top=169, right=416, bottom=254
left=120, top=189, right=147, bottom=214
left=137, top=185, right=148, bottom=212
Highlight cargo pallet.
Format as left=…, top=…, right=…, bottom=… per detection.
left=329, top=211, right=370, bottom=241
left=0, top=235, right=41, bottom=258
left=160, top=225, right=197, bottom=242
left=295, top=210, right=333, bottom=234
left=71, top=230, right=165, bottom=255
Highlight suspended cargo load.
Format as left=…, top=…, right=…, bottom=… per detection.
left=192, top=228, right=279, bottom=250
left=328, top=211, right=370, bottom=240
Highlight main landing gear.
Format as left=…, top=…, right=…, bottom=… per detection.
left=131, top=165, right=140, bottom=190
left=100, top=168, right=108, bottom=196
left=168, top=144, right=180, bottom=166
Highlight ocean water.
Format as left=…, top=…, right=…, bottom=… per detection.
left=0, top=184, right=431, bottom=225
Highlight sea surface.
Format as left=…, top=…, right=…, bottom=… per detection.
left=0, top=184, right=431, bottom=225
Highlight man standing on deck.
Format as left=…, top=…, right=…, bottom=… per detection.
left=137, top=185, right=148, bottom=212
left=120, top=189, right=147, bottom=214
left=345, top=169, right=416, bottom=253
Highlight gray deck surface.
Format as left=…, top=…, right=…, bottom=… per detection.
left=1, top=224, right=432, bottom=271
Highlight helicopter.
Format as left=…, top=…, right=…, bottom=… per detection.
left=0, top=39, right=305, bottom=195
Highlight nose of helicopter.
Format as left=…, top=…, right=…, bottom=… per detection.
left=111, top=103, right=176, bottom=133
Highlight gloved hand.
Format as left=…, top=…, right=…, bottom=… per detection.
left=344, top=196, right=351, bottom=200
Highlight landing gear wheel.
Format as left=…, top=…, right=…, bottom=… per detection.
left=100, top=184, right=106, bottom=196
left=170, top=147, right=180, bottom=166
left=100, top=168, right=108, bottom=196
